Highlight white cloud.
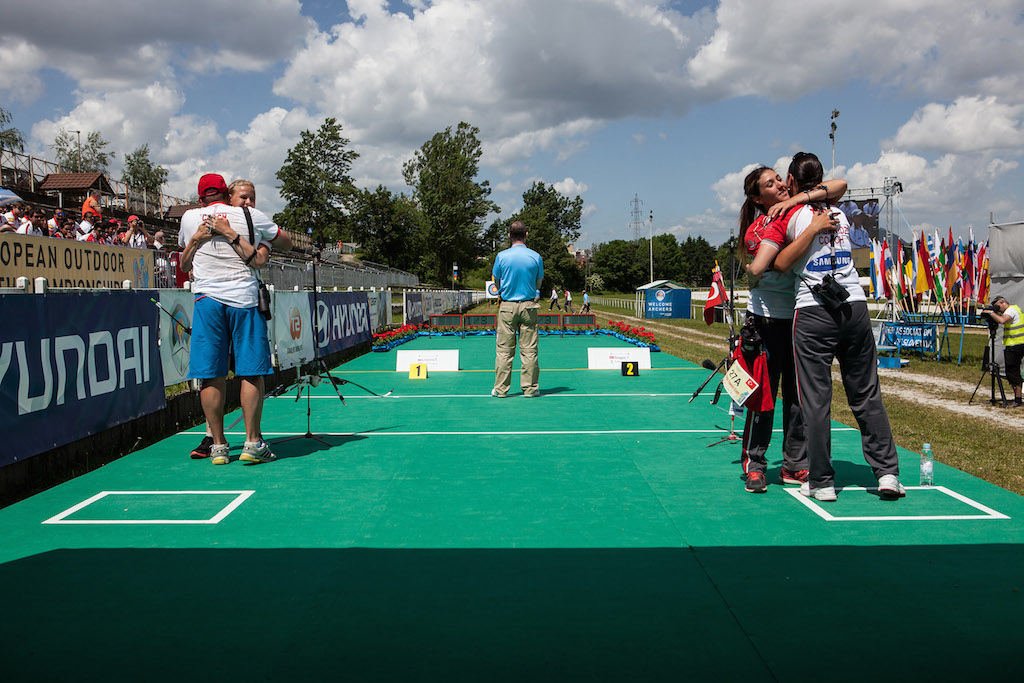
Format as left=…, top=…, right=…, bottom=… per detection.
left=30, top=82, right=184, bottom=164
left=0, top=39, right=44, bottom=103
left=0, top=0, right=312, bottom=92
left=553, top=177, right=589, bottom=197
left=688, top=0, right=1024, bottom=103
left=888, top=96, right=1024, bottom=154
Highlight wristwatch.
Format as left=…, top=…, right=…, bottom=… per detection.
left=230, top=235, right=241, bottom=247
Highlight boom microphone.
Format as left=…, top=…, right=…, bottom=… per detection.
left=702, top=359, right=716, bottom=370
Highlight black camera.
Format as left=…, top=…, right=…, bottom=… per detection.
left=740, top=316, right=763, bottom=361
left=811, top=274, right=850, bottom=311
left=257, top=281, right=272, bottom=320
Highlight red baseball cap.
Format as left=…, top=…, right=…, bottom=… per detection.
left=197, top=173, right=228, bottom=197
left=127, top=215, right=140, bottom=222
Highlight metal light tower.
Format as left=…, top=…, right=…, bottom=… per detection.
left=829, top=109, right=839, bottom=177
left=648, top=210, right=654, bottom=284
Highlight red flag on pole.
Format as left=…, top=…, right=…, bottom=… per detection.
left=703, top=263, right=728, bottom=325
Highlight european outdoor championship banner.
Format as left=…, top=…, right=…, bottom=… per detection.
left=0, top=291, right=165, bottom=465
left=0, top=233, right=155, bottom=289
left=313, top=290, right=373, bottom=357
left=273, top=291, right=314, bottom=370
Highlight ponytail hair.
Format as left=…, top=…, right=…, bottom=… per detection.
left=787, top=152, right=824, bottom=195
left=737, top=166, right=771, bottom=267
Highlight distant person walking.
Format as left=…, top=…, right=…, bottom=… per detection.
left=564, top=289, right=575, bottom=313
left=548, top=286, right=562, bottom=310
left=492, top=221, right=544, bottom=398
left=581, top=290, right=591, bottom=313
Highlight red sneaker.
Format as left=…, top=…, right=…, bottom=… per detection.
left=190, top=435, right=214, bottom=459
left=745, top=471, right=767, bottom=493
left=780, top=468, right=809, bottom=485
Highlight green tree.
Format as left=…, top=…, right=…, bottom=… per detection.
left=677, top=235, right=717, bottom=286
left=651, top=233, right=682, bottom=282
left=0, top=108, right=25, bottom=152
left=275, top=117, right=359, bottom=247
left=52, top=129, right=113, bottom=173
left=490, top=181, right=584, bottom=291
left=402, top=122, right=498, bottom=284
left=349, top=185, right=422, bottom=270
left=121, top=144, right=168, bottom=193
left=592, top=239, right=646, bottom=292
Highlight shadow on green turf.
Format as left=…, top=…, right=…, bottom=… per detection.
left=2, top=545, right=1019, bottom=681
left=263, top=434, right=369, bottom=462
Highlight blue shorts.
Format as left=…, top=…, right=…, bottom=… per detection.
left=189, top=295, right=273, bottom=379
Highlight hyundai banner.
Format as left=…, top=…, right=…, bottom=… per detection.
left=313, top=291, right=372, bottom=356
left=0, top=291, right=165, bottom=466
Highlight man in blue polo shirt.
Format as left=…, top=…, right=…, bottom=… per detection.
left=492, top=220, right=544, bottom=398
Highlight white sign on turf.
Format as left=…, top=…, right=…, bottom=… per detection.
left=587, top=347, right=651, bottom=370
left=396, top=349, right=460, bottom=372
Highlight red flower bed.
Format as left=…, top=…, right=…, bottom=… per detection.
left=608, top=320, right=657, bottom=345
left=372, top=323, right=422, bottom=347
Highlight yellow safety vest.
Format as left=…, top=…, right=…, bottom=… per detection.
left=1005, top=305, right=1024, bottom=347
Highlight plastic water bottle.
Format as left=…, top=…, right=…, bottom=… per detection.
left=920, top=443, right=935, bottom=486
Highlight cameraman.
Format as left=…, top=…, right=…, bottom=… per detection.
left=981, top=296, right=1024, bottom=407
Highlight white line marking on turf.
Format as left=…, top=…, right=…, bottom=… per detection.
left=786, top=485, right=1010, bottom=522
left=42, top=490, right=255, bottom=525
left=185, top=427, right=856, bottom=437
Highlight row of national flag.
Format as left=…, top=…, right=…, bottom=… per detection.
left=867, top=228, right=990, bottom=310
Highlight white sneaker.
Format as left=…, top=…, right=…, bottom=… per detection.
left=491, top=389, right=506, bottom=398
left=210, top=444, right=230, bottom=465
left=239, top=440, right=276, bottom=463
left=877, top=474, right=906, bottom=499
left=799, top=481, right=837, bottom=501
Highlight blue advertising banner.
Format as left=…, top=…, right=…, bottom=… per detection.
left=644, top=289, right=691, bottom=319
left=0, top=291, right=165, bottom=466
left=313, top=291, right=373, bottom=356
left=881, top=322, right=938, bottom=352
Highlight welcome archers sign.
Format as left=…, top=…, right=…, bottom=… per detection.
left=0, top=234, right=154, bottom=289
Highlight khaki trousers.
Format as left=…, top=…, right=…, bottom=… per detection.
left=494, top=300, right=540, bottom=396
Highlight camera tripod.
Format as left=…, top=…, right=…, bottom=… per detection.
left=969, top=319, right=1010, bottom=407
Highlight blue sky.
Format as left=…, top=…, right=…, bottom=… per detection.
left=3, top=0, right=1023, bottom=251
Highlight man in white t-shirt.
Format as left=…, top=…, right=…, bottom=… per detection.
left=47, top=209, right=66, bottom=236
left=17, top=208, right=47, bottom=236
left=178, top=173, right=292, bottom=465
left=121, top=215, right=150, bottom=249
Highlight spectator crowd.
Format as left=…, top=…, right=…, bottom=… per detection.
left=1, top=201, right=168, bottom=252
